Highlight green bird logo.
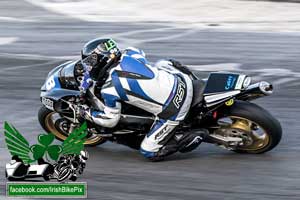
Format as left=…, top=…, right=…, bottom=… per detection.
left=3, top=121, right=87, bottom=164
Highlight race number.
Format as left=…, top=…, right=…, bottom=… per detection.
left=45, top=75, right=56, bottom=91
left=104, top=39, right=117, bottom=51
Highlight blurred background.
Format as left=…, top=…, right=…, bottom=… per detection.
left=0, top=0, right=300, bottom=199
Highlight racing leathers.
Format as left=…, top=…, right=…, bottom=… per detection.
left=79, top=47, right=195, bottom=159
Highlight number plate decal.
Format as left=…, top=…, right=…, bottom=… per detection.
left=42, top=97, right=54, bottom=110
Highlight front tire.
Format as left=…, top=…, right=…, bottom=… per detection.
left=38, top=105, right=106, bottom=146
left=221, top=101, right=282, bottom=154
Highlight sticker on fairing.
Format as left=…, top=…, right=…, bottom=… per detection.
left=104, top=39, right=117, bottom=51
left=204, top=73, right=241, bottom=94
left=42, top=97, right=54, bottom=110
left=224, top=75, right=237, bottom=90
left=45, top=75, right=56, bottom=91
left=234, top=75, right=246, bottom=90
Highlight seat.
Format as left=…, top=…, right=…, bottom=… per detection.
left=191, top=79, right=206, bottom=107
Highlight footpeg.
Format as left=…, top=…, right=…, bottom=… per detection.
left=207, top=134, right=243, bottom=148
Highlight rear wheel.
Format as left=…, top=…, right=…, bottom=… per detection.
left=38, top=105, right=106, bottom=146
left=217, top=101, right=282, bottom=154
left=57, top=166, right=73, bottom=182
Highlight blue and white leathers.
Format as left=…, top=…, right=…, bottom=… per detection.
left=81, top=47, right=193, bottom=158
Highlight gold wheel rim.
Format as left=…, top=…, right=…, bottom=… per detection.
left=219, top=116, right=270, bottom=151
left=44, top=112, right=104, bottom=145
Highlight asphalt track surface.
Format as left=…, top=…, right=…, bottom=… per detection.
left=0, top=1, right=300, bottom=200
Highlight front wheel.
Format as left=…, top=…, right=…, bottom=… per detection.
left=38, top=105, right=106, bottom=146
left=217, top=101, right=282, bottom=154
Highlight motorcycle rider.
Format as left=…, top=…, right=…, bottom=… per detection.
left=76, top=38, right=208, bottom=161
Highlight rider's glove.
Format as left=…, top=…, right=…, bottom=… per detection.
left=75, top=63, right=85, bottom=75
left=78, top=77, right=93, bottom=100
left=169, top=59, right=194, bottom=77
left=169, top=59, right=183, bottom=68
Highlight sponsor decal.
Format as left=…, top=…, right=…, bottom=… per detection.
left=41, top=97, right=54, bottom=110
left=45, top=75, right=56, bottom=91
left=173, top=79, right=186, bottom=109
left=104, top=39, right=117, bottom=51
left=155, top=126, right=169, bottom=140
left=225, top=75, right=237, bottom=90
left=235, top=75, right=246, bottom=90
left=225, top=99, right=234, bottom=106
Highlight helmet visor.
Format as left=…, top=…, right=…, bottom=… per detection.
left=81, top=53, right=99, bottom=68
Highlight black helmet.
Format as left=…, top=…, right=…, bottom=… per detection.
left=81, top=38, right=120, bottom=79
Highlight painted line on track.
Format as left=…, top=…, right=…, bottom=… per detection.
left=0, top=60, right=60, bottom=73
left=0, top=37, right=18, bottom=46
left=0, top=16, right=36, bottom=22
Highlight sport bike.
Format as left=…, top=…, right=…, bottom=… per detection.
left=38, top=61, right=282, bottom=154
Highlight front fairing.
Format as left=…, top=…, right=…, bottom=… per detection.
left=40, top=88, right=80, bottom=101
left=48, top=61, right=72, bottom=78
left=40, top=61, right=80, bottom=112
left=41, top=61, right=68, bottom=91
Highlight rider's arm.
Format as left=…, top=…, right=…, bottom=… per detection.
left=77, top=63, right=93, bottom=95
left=88, top=81, right=122, bottom=128
left=89, top=101, right=121, bottom=128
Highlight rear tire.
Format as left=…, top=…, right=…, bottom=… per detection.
left=225, top=101, right=282, bottom=154
left=57, top=166, right=72, bottom=182
left=38, top=105, right=106, bottom=146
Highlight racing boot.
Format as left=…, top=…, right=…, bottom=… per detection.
left=177, top=129, right=209, bottom=153
left=149, top=129, right=209, bottom=161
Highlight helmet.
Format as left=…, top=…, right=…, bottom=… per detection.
left=79, top=150, right=89, bottom=161
left=81, top=38, right=120, bottom=79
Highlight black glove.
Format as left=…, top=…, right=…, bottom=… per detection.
left=169, top=59, right=183, bottom=68
left=75, top=62, right=85, bottom=76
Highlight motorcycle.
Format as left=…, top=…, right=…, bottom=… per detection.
left=53, top=151, right=88, bottom=182
left=38, top=60, right=282, bottom=155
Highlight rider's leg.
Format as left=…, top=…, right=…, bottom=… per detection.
left=140, top=119, right=179, bottom=160
left=140, top=73, right=208, bottom=161
left=171, top=73, right=209, bottom=153
left=140, top=121, right=208, bottom=161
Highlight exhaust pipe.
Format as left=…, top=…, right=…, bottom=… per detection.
left=258, top=81, right=273, bottom=95
left=237, top=81, right=273, bottom=101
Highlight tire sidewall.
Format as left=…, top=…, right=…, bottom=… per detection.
left=224, top=100, right=282, bottom=153
left=38, top=105, right=106, bottom=146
